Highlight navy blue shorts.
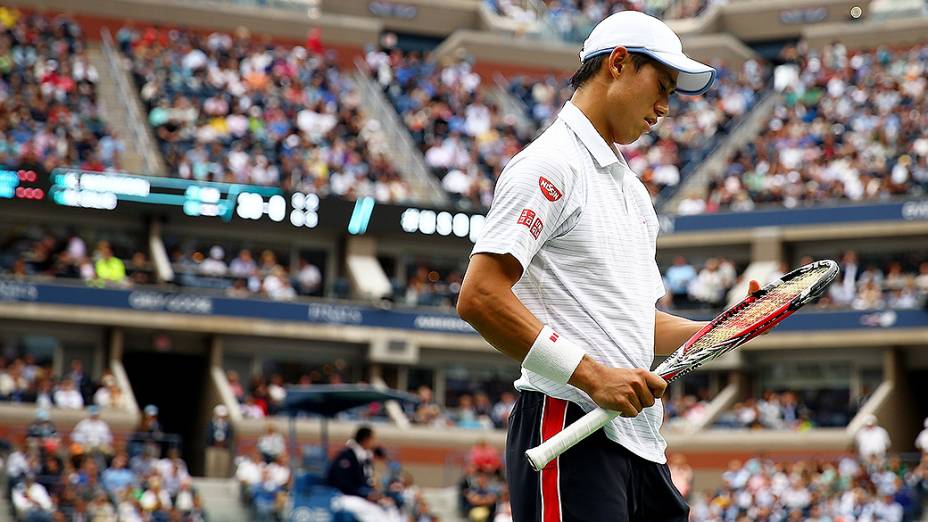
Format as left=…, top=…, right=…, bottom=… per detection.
left=506, top=391, right=689, bottom=522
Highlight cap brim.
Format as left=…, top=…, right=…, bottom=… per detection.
left=627, top=47, right=716, bottom=96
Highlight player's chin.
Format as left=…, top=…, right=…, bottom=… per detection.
left=616, top=131, right=644, bottom=146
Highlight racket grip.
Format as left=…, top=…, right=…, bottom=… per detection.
left=525, top=408, right=619, bottom=471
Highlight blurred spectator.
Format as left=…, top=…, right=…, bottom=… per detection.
left=257, top=423, right=285, bottom=464
left=491, top=391, right=516, bottom=429
left=93, top=372, right=128, bottom=410
left=664, top=256, right=698, bottom=307
left=227, top=370, right=245, bottom=402
left=94, top=241, right=127, bottom=286
left=327, top=426, right=405, bottom=522
left=27, top=409, right=60, bottom=455
left=464, top=472, right=499, bottom=522
left=52, top=377, right=83, bottom=409
left=468, top=440, right=502, bottom=475
left=207, top=404, right=234, bottom=449
left=916, top=418, right=928, bottom=455
left=668, top=454, right=693, bottom=500
left=71, top=405, right=113, bottom=457
left=297, top=258, right=323, bottom=295
left=411, top=385, right=447, bottom=426
left=12, top=474, right=54, bottom=521
left=685, top=258, right=737, bottom=307
left=856, top=414, right=892, bottom=463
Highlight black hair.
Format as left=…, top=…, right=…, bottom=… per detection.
left=354, top=425, right=374, bottom=445
left=569, top=52, right=656, bottom=90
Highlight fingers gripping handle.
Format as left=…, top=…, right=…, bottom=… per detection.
left=524, top=408, right=619, bottom=471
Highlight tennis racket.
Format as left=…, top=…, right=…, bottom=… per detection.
left=524, top=259, right=839, bottom=471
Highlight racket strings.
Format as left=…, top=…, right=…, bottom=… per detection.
left=684, top=268, right=829, bottom=356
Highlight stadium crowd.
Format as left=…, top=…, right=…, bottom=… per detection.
left=485, top=0, right=718, bottom=42
left=392, top=263, right=465, bottom=308
left=0, top=228, right=152, bottom=288
left=0, top=356, right=130, bottom=412
left=118, top=24, right=409, bottom=202
left=167, top=244, right=325, bottom=300
left=0, top=10, right=124, bottom=175
left=689, top=451, right=928, bottom=521
left=824, top=251, right=928, bottom=311
left=679, top=42, right=928, bottom=215
left=6, top=405, right=203, bottom=521
left=366, top=44, right=527, bottom=210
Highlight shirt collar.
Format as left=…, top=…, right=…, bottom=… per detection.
left=557, top=101, right=629, bottom=173
left=346, top=439, right=371, bottom=462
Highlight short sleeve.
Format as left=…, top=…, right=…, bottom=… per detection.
left=655, top=272, right=667, bottom=302
left=472, top=153, right=578, bottom=271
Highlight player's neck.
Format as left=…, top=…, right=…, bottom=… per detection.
left=570, top=88, right=615, bottom=146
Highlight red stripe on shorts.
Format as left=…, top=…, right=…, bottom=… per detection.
left=540, top=396, right=568, bottom=522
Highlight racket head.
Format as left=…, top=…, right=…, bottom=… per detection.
left=656, top=260, right=839, bottom=382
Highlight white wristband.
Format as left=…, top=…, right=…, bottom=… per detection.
left=522, top=326, right=586, bottom=384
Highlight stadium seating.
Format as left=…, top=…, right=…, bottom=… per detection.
left=0, top=12, right=123, bottom=173
left=367, top=46, right=528, bottom=209
left=690, top=454, right=927, bottom=520
left=118, top=25, right=410, bottom=202
left=486, top=0, right=716, bottom=43
left=679, top=42, right=928, bottom=215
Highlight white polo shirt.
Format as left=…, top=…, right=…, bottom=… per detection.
left=472, top=101, right=668, bottom=463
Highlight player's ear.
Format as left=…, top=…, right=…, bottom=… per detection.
left=608, top=47, right=630, bottom=79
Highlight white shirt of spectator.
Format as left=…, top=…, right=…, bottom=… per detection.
left=266, top=461, right=290, bottom=488
left=140, top=487, right=172, bottom=511
left=298, top=263, right=322, bottom=293
left=442, top=168, right=473, bottom=196
left=72, top=417, right=113, bottom=449
left=855, top=424, right=891, bottom=459
left=915, top=424, right=928, bottom=453
left=54, top=387, right=84, bottom=409
left=258, top=432, right=286, bottom=458
left=12, top=482, right=53, bottom=513
left=472, top=101, right=667, bottom=463
left=235, top=457, right=262, bottom=486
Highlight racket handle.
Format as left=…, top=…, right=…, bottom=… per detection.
left=525, top=408, right=618, bottom=471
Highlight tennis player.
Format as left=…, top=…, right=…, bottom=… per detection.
left=457, top=11, right=753, bottom=521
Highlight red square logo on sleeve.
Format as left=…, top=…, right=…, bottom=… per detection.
left=530, top=217, right=543, bottom=239
left=517, top=208, right=536, bottom=227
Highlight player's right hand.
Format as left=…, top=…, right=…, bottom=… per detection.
left=585, top=366, right=667, bottom=417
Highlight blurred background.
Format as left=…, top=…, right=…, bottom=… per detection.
left=0, top=0, right=927, bottom=520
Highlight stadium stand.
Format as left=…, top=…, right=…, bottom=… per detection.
left=486, top=0, right=716, bottom=42
left=689, top=451, right=928, bottom=521
left=366, top=46, right=527, bottom=210
left=0, top=12, right=123, bottom=174
left=119, top=25, right=410, bottom=203
left=679, top=42, right=928, bottom=215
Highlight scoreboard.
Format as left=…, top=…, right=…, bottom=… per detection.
left=0, top=166, right=485, bottom=242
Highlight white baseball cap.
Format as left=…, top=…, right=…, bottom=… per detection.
left=579, top=11, right=716, bottom=96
